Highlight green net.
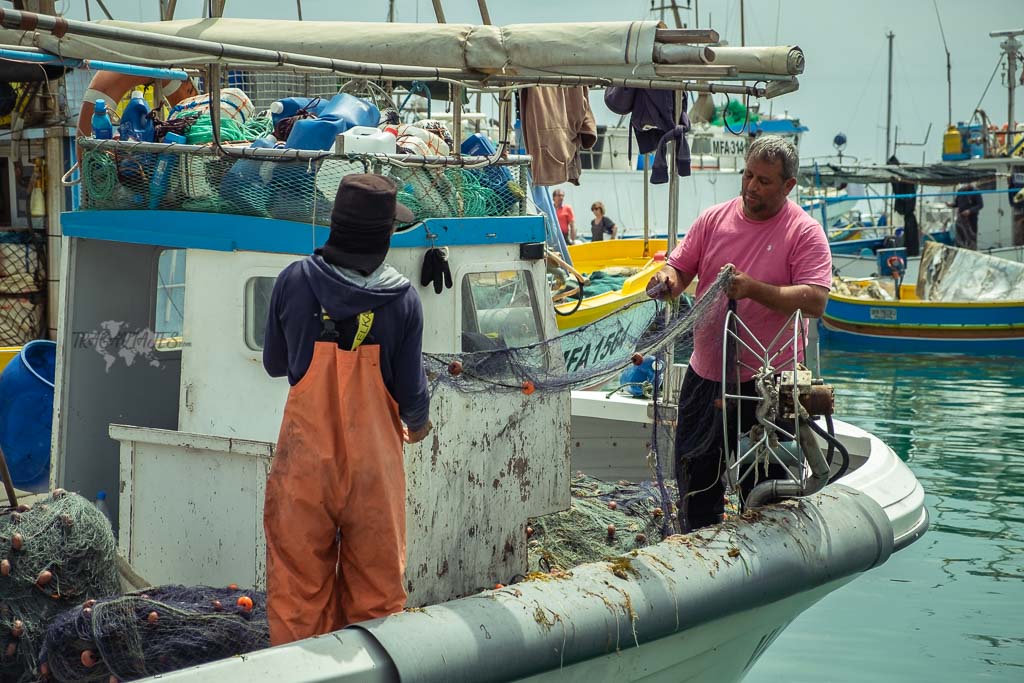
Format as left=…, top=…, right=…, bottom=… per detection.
left=183, top=116, right=247, bottom=145
left=78, top=141, right=527, bottom=225
left=526, top=474, right=677, bottom=573
left=0, top=491, right=120, bottom=682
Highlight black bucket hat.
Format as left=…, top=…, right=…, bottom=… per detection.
left=320, top=174, right=415, bottom=274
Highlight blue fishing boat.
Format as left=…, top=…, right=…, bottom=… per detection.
left=821, top=243, right=1024, bottom=354
left=821, top=285, right=1024, bottom=354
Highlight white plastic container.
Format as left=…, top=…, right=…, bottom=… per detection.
left=334, top=126, right=397, bottom=155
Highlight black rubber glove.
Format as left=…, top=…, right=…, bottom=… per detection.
left=420, top=248, right=453, bottom=294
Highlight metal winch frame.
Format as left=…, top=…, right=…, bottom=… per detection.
left=720, top=307, right=836, bottom=508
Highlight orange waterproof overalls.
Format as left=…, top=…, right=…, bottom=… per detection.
left=264, top=311, right=407, bottom=646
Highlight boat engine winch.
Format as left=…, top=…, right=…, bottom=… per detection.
left=721, top=307, right=848, bottom=509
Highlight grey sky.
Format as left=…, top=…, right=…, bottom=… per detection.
left=61, top=0, right=1021, bottom=164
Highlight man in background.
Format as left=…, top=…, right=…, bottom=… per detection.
left=552, top=189, right=577, bottom=244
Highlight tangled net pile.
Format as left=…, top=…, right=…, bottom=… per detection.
left=40, top=585, right=268, bottom=682
left=0, top=491, right=119, bottom=683
left=425, top=268, right=734, bottom=394
left=527, top=474, right=679, bottom=571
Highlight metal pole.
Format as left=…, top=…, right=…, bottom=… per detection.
left=451, top=84, right=462, bottom=154
left=0, top=442, right=18, bottom=508
left=44, top=128, right=63, bottom=341
left=989, top=30, right=1023, bottom=147
left=739, top=0, right=745, bottom=47
left=476, top=0, right=491, bottom=25
left=643, top=153, right=650, bottom=257
left=1006, top=36, right=1019, bottom=143
left=885, top=31, right=894, bottom=160
left=431, top=0, right=446, bottom=23
left=663, top=88, right=683, bottom=400
left=209, top=63, right=222, bottom=147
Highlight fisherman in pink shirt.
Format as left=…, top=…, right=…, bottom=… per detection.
left=646, top=135, right=832, bottom=532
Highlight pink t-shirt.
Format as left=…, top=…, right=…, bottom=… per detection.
left=667, top=197, right=832, bottom=382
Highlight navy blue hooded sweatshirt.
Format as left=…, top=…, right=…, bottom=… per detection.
left=262, top=254, right=431, bottom=431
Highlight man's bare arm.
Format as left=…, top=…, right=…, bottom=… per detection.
left=646, top=264, right=696, bottom=300
left=728, top=271, right=829, bottom=317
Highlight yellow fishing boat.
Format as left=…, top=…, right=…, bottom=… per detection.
left=553, top=239, right=668, bottom=329
left=0, top=346, right=20, bottom=374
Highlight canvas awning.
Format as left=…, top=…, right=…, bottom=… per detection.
left=799, top=162, right=996, bottom=188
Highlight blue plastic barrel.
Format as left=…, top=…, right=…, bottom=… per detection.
left=0, top=339, right=56, bottom=492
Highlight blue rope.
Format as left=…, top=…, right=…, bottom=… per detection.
left=398, top=80, right=432, bottom=119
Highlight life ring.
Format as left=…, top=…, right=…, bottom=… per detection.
left=76, top=71, right=198, bottom=140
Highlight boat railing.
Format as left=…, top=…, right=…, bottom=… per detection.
left=74, top=137, right=532, bottom=224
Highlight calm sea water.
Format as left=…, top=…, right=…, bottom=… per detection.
left=747, top=349, right=1024, bottom=682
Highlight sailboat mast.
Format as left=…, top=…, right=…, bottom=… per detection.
left=885, top=30, right=894, bottom=159
left=990, top=29, right=1022, bottom=144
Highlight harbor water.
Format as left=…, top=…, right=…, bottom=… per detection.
left=748, top=349, right=1024, bottom=682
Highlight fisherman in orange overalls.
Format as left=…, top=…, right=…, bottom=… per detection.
left=262, top=174, right=432, bottom=645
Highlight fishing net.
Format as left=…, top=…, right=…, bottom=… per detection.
left=526, top=474, right=678, bottom=573
left=425, top=268, right=732, bottom=395
left=0, top=230, right=46, bottom=346
left=0, top=491, right=120, bottom=683
left=78, top=141, right=527, bottom=226
left=40, top=585, right=268, bottom=683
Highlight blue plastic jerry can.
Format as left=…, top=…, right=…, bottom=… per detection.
left=118, top=91, right=155, bottom=143
left=91, top=99, right=113, bottom=139
left=148, top=132, right=187, bottom=209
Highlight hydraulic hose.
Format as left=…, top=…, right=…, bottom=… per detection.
left=745, top=420, right=831, bottom=509
left=811, top=414, right=851, bottom=483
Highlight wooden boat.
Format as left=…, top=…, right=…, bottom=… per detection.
left=822, top=242, right=1024, bottom=354
left=553, top=238, right=667, bottom=329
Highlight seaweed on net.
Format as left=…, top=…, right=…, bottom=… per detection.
left=40, top=585, right=268, bottom=683
left=0, top=492, right=120, bottom=683
left=527, top=474, right=679, bottom=572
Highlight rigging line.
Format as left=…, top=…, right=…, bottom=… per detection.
left=969, top=55, right=1004, bottom=121
left=932, top=0, right=950, bottom=55
left=893, top=42, right=929, bottom=138
left=843, top=48, right=884, bottom=137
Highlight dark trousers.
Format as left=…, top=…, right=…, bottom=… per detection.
left=955, top=214, right=978, bottom=250
left=1013, top=211, right=1024, bottom=247
left=674, top=367, right=789, bottom=532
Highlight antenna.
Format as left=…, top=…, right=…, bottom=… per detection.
left=885, top=31, right=894, bottom=160
left=932, top=1, right=952, bottom=127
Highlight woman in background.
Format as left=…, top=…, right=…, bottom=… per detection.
left=589, top=202, right=619, bottom=241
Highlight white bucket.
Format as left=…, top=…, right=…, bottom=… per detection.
left=334, top=126, right=397, bottom=155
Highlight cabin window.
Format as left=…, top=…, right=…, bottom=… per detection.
left=461, top=270, right=543, bottom=352
left=155, top=249, right=186, bottom=351
left=245, top=277, right=276, bottom=351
